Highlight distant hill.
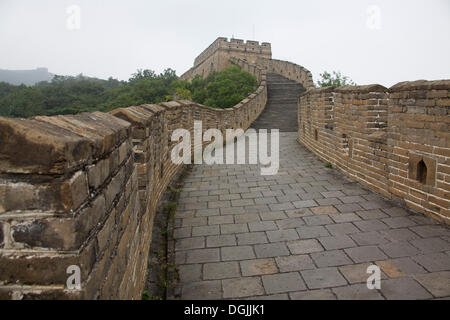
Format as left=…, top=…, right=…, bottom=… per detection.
left=0, top=68, right=54, bottom=86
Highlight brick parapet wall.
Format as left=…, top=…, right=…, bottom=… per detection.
left=256, top=57, right=315, bottom=90
left=0, top=59, right=267, bottom=299
left=298, top=80, right=450, bottom=223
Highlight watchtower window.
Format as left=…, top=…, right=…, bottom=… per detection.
left=314, top=129, right=318, bottom=141
left=417, top=160, right=427, bottom=184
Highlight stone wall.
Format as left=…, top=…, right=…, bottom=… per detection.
left=0, top=59, right=267, bottom=299
left=181, top=37, right=272, bottom=80
left=298, top=80, right=450, bottom=223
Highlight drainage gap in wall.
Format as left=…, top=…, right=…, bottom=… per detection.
left=416, top=160, right=428, bottom=185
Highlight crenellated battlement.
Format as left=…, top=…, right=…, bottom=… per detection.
left=193, top=37, right=272, bottom=68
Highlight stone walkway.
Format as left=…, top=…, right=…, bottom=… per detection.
left=170, top=132, right=450, bottom=300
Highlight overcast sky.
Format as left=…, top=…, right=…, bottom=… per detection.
left=1, top=0, right=449, bottom=87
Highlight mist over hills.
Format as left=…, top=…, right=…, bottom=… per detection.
left=0, top=68, right=54, bottom=86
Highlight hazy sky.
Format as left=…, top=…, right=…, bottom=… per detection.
left=1, top=0, right=449, bottom=87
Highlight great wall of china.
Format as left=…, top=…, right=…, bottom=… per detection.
left=0, top=37, right=448, bottom=299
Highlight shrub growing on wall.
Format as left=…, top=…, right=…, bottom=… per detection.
left=317, top=71, right=356, bottom=87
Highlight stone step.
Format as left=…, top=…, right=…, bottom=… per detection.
left=252, top=73, right=306, bottom=132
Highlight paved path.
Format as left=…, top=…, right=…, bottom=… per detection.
left=170, top=133, right=450, bottom=300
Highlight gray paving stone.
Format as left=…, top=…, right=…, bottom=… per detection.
left=178, top=264, right=202, bottom=283
left=222, top=277, right=265, bottom=298
left=338, top=263, right=386, bottom=284
left=330, top=213, right=362, bottom=223
left=375, top=257, right=427, bottom=278
left=248, top=221, right=278, bottom=232
left=246, top=294, right=289, bottom=300
left=242, top=192, right=263, bottom=199
left=232, top=199, right=255, bottom=207
left=173, top=227, right=191, bottom=239
left=335, top=203, right=363, bottom=213
left=240, top=258, right=278, bottom=276
left=206, top=234, right=236, bottom=248
left=275, top=218, right=305, bottom=230
left=192, top=225, right=220, bottom=237
left=317, top=198, right=343, bottom=206
left=269, top=202, right=295, bottom=211
left=296, top=225, right=330, bottom=239
left=182, top=217, right=208, bottom=227
left=198, top=195, right=219, bottom=202
left=409, top=215, right=440, bottom=225
left=379, top=228, right=421, bottom=242
left=318, top=235, right=357, bottom=250
left=175, top=237, right=205, bottom=251
left=254, top=243, right=290, bottom=258
left=184, top=202, right=208, bottom=210
left=332, top=284, right=384, bottom=300
left=203, top=262, right=240, bottom=280
left=326, top=223, right=360, bottom=235
left=412, top=252, right=450, bottom=272
left=379, top=241, right=420, bottom=258
left=414, top=272, right=450, bottom=298
left=219, top=194, right=241, bottom=201
left=381, top=216, right=417, bottom=228
left=236, top=232, right=268, bottom=245
left=220, top=207, right=246, bottom=215
left=322, top=191, right=346, bottom=198
left=234, top=213, right=261, bottom=224
left=379, top=277, right=433, bottom=300
left=262, top=272, right=306, bottom=294
left=221, top=223, right=249, bottom=234
left=410, top=225, right=450, bottom=238
left=354, top=219, right=389, bottom=232
left=356, top=209, right=389, bottom=220
left=293, top=200, right=318, bottom=209
left=381, top=207, right=409, bottom=217
left=175, top=251, right=186, bottom=265
left=221, top=246, right=256, bottom=261
left=303, top=215, right=334, bottom=226
left=182, top=280, right=222, bottom=300
left=410, top=237, right=450, bottom=253
left=266, top=229, right=299, bottom=242
left=350, top=231, right=389, bottom=246
left=290, top=289, right=336, bottom=300
left=345, top=246, right=387, bottom=263
left=311, top=250, right=353, bottom=267
left=275, top=255, right=315, bottom=272
left=287, top=239, right=324, bottom=255
left=301, top=267, right=347, bottom=289
left=260, top=212, right=288, bottom=221
left=196, top=208, right=221, bottom=217
left=186, top=248, right=220, bottom=264
left=255, top=197, right=278, bottom=205
left=208, top=215, right=234, bottom=225
left=360, top=200, right=392, bottom=210
left=176, top=210, right=195, bottom=219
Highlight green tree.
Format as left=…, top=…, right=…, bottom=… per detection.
left=317, top=71, right=356, bottom=87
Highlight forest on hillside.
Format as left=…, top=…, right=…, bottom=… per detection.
left=0, top=65, right=257, bottom=118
